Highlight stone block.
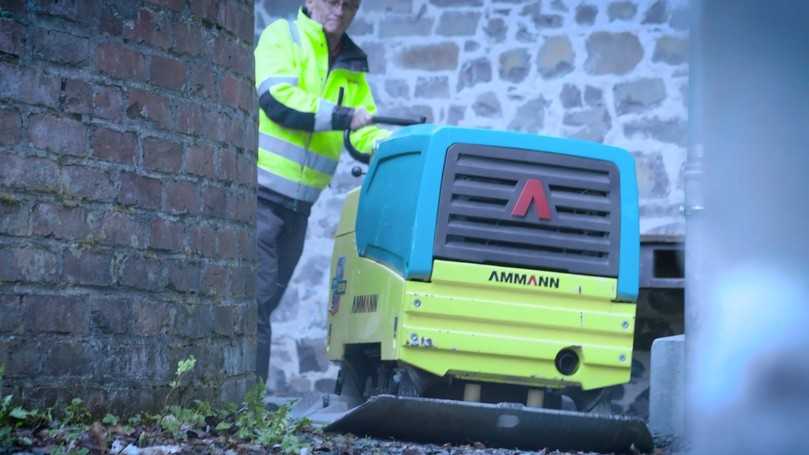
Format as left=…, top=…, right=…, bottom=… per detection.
left=62, top=79, right=92, bottom=114
left=29, top=114, right=88, bottom=156
left=24, top=294, right=89, bottom=335
left=538, top=36, right=574, bottom=79
left=0, top=0, right=24, bottom=15
left=585, top=32, right=643, bottom=75
left=633, top=151, right=672, bottom=199
left=508, top=97, right=547, bottom=133
left=144, top=137, right=183, bottom=174
left=379, top=15, right=434, bottom=38
left=653, top=36, right=688, bottom=66
left=31, top=203, right=90, bottom=241
left=643, top=0, right=669, bottom=24
left=33, top=28, right=90, bottom=66
left=483, top=17, right=506, bottom=44
left=150, top=218, right=186, bottom=252
left=522, top=2, right=563, bottom=28
left=91, top=296, right=131, bottom=335
left=0, top=19, right=24, bottom=56
left=436, top=11, right=481, bottom=37
left=397, top=43, right=459, bottom=71
left=185, top=144, right=216, bottom=178
left=97, top=211, right=149, bottom=249
left=96, top=42, right=147, bottom=81
left=125, top=8, right=172, bottom=50
left=146, top=0, right=183, bottom=11
left=91, top=127, right=137, bottom=164
left=175, top=304, right=215, bottom=339
left=217, top=229, right=240, bottom=261
left=576, top=4, right=598, bottom=25
left=236, top=150, right=257, bottom=186
left=608, top=1, right=637, bottom=21
left=447, top=105, right=466, bottom=126
left=221, top=74, right=252, bottom=113
left=93, top=85, right=125, bottom=122
left=584, top=85, right=604, bottom=107
left=363, top=0, right=413, bottom=13
left=214, top=305, right=235, bottom=337
left=560, top=84, right=582, bottom=108
left=214, top=33, right=251, bottom=76
left=361, top=41, right=386, bottom=74
left=457, top=57, right=492, bottom=92
left=32, top=0, right=98, bottom=24
left=177, top=101, right=207, bottom=136
left=563, top=107, right=612, bottom=143
left=62, top=165, right=117, bottom=202
left=5, top=340, right=40, bottom=377
left=0, top=154, right=60, bottom=194
left=614, top=78, right=667, bottom=115
left=499, top=48, right=531, bottom=83
left=45, top=342, right=94, bottom=376
left=168, top=259, right=201, bottom=293
left=649, top=334, right=685, bottom=440
left=0, top=247, right=62, bottom=284
left=0, top=197, right=29, bottom=236
left=670, top=6, right=689, bottom=31
left=191, top=225, right=218, bottom=258
left=132, top=301, right=170, bottom=336
left=150, top=55, right=186, bottom=91
left=0, top=295, right=22, bottom=334
left=202, top=185, right=227, bottom=218
left=118, top=172, right=162, bottom=210
left=297, top=337, right=330, bottom=373
left=414, top=76, right=450, bottom=99
left=624, top=117, right=688, bottom=147
left=173, top=21, right=203, bottom=56
left=0, top=63, right=61, bottom=108
left=202, top=265, right=228, bottom=297
left=472, top=91, right=502, bottom=118
left=127, top=89, right=172, bottom=130
left=119, top=255, right=166, bottom=292
left=0, top=109, right=21, bottom=146
left=348, top=17, right=373, bottom=36
left=64, top=249, right=114, bottom=287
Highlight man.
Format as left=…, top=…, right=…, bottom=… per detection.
left=253, top=0, right=390, bottom=383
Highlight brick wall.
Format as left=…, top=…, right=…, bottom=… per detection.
left=0, top=0, right=257, bottom=412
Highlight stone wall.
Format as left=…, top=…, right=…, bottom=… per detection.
left=254, top=0, right=688, bottom=395
left=0, top=0, right=257, bottom=412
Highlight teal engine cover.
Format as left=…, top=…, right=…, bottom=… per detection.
left=354, top=125, right=640, bottom=301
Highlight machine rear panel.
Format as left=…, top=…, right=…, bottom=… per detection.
left=434, top=143, right=622, bottom=278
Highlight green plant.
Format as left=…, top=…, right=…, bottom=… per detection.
left=231, top=381, right=308, bottom=454
left=164, top=355, right=196, bottom=407
left=63, top=398, right=91, bottom=426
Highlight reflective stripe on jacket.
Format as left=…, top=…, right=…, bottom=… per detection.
left=254, top=8, right=390, bottom=203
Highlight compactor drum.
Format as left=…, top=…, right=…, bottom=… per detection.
left=323, top=125, right=652, bottom=453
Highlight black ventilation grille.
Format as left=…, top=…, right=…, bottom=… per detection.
left=434, top=144, right=621, bottom=277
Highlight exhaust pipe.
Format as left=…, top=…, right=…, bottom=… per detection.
left=555, top=348, right=580, bottom=376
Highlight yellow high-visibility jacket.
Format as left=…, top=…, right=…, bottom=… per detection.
left=254, top=8, right=390, bottom=204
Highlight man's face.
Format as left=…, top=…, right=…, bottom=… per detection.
left=306, top=0, right=360, bottom=37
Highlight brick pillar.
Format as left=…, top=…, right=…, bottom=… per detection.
left=0, top=0, right=257, bottom=412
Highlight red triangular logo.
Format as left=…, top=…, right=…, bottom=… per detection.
left=511, top=178, right=551, bottom=220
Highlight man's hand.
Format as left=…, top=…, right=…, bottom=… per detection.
left=350, top=107, right=372, bottom=130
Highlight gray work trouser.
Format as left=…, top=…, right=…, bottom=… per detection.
left=256, top=196, right=309, bottom=384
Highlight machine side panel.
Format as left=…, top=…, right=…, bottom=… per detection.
left=398, top=260, right=636, bottom=390
left=328, top=190, right=406, bottom=361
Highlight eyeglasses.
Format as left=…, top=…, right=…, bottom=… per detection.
left=323, top=0, right=360, bottom=12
